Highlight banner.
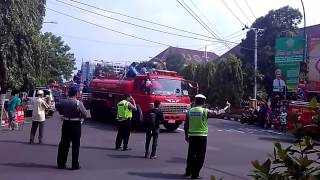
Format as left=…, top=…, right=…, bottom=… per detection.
left=307, top=33, right=320, bottom=92
left=275, top=62, right=300, bottom=91
left=275, top=37, right=305, bottom=63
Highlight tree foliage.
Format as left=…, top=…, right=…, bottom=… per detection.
left=165, top=53, right=186, bottom=73
left=42, top=32, right=76, bottom=83
left=210, top=55, right=243, bottom=106
left=194, top=62, right=215, bottom=96
left=240, top=6, right=302, bottom=96
left=181, top=55, right=243, bottom=107
left=0, top=1, right=76, bottom=92
left=0, top=0, right=46, bottom=92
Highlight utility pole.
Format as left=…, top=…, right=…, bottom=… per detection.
left=243, top=26, right=264, bottom=101
left=254, top=29, right=258, bottom=100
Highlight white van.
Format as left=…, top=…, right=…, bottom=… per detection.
left=25, top=88, right=56, bottom=116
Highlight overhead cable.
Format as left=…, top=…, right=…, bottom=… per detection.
left=176, top=0, right=231, bottom=48
left=220, top=0, right=246, bottom=26
left=55, top=0, right=216, bottom=42
left=64, top=0, right=224, bottom=41
left=47, top=8, right=171, bottom=46
left=232, top=0, right=252, bottom=24
left=244, top=0, right=257, bottom=19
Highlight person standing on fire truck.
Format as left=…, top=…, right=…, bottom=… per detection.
left=184, top=94, right=230, bottom=179
left=115, top=94, right=137, bottom=151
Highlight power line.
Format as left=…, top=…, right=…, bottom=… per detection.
left=58, top=0, right=239, bottom=45
left=55, top=0, right=215, bottom=42
left=55, top=33, right=163, bottom=47
left=220, top=0, right=246, bottom=26
left=232, top=0, right=252, bottom=24
left=47, top=8, right=171, bottom=46
left=176, top=0, right=231, bottom=49
left=188, top=0, right=221, bottom=36
left=244, top=0, right=257, bottom=19
left=64, top=0, right=223, bottom=41
left=223, top=29, right=245, bottom=39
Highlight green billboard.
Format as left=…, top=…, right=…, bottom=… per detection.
left=275, top=37, right=305, bottom=63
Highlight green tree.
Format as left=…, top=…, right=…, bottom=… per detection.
left=194, top=62, right=215, bottom=96
left=210, top=55, right=243, bottom=107
left=240, top=6, right=302, bottom=96
left=165, top=53, right=186, bottom=73
left=42, top=32, right=76, bottom=82
left=181, top=63, right=198, bottom=81
left=0, top=0, right=46, bottom=92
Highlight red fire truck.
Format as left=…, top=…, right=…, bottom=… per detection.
left=287, top=101, right=319, bottom=134
left=85, top=70, right=198, bottom=131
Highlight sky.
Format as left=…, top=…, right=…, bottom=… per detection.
left=42, top=0, right=320, bottom=69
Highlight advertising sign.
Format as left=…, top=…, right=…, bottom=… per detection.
left=307, top=33, right=320, bottom=92
left=275, top=62, right=301, bottom=91
left=275, top=37, right=305, bottom=63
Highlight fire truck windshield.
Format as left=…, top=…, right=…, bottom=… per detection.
left=150, top=78, right=189, bottom=96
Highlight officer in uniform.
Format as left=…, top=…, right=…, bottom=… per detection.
left=184, top=94, right=230, bottom=179
left=57, top=87, right=88, bottom=170
left=115, top=94, right=137, bottom=151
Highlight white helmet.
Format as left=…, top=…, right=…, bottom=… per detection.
left=37, top=90, right=44, bottom=95
left=195, top=94, right=206, bottom=100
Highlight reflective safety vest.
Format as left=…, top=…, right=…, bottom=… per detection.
left=188, top=107, right=208, bottom=136
left=117, top=100, right=132, bottom=121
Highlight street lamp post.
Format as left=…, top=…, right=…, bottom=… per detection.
left=300, top=0, right=307, bottom=63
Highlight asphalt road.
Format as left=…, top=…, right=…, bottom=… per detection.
left=0, top=114, right=294, bottom=180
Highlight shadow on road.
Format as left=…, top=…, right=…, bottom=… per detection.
left=107, top=154, right=144, bottom=159
left=258, top=136, right=295, bottom=143
left=166, top=157, right=185, bottom=164
left=1, top=162, right=56, bottom=169
left=128, top=172, right=185, bottom=179
left=0, top=140, right=115, bottom=151
left=205, top=166, right=250, bottom=180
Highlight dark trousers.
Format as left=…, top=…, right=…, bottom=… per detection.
left=57, top=121, right=81, bottom=168
left=186, top=136, right=207, bottom=178
left=30, top=121, right=44, bottom=142
left=145, top=129, right=159, bottom=156
left=115, top=120, right=131, bottom=150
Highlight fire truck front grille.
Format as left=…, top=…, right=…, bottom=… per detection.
left=159, top=103, right=189, bottom=113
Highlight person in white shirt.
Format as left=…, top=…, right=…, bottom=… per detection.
left=29, top=90, right=49, bottom=144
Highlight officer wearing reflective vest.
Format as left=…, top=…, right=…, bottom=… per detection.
left=115, top=94, right=137, bottom=151
left=56, top=86, right=89, bottom=170
left=184, top=94, right=230, bottom=179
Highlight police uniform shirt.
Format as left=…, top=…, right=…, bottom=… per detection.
left=57, top=98, right=88, bottom=120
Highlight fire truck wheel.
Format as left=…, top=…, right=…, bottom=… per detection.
left=163, top=122, right=181, bottom=132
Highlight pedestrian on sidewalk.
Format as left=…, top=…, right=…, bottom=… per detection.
left=115, top=94, right=137, bottom=151
left=184, top=94, right=230, bottom=179
left=7, top=90, right=21, bottom=130
left=57, top=87, right=89, bottom=170
left=144, top=100, right=163, bottom=159
left=29, top=90, right=49, bottom=144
